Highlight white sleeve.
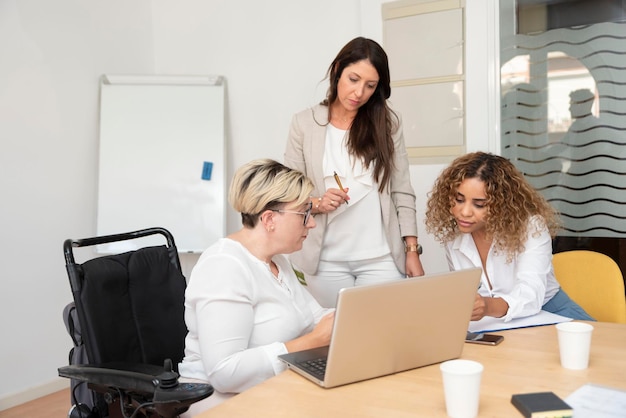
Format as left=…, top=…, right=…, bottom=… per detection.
left=497, top=222, right=553, bottom=321
left=186, top=254, right=286, bottom=394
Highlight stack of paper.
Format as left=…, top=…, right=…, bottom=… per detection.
left=468, top=310, right=572, bottom=333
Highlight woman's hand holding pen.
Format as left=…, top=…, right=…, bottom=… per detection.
left=314, top=188, right=350, bottom=214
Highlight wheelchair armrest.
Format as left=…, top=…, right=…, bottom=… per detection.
left=58, top=362, right=163, bottom=395
left=59, top=362, right=214, bottom=417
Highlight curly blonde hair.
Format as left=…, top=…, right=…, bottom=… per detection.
left=425, top=152, right=560, bottom=259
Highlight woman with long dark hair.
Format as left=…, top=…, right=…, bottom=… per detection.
left=284, top=37, right=424, bottom=308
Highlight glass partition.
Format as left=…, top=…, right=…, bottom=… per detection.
left=500, top=0, right=626, bottom=243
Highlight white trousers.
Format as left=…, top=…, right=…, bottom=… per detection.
left=305, top=253, right=404, bottom=308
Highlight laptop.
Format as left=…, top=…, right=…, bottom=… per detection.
left=278, top=267, right=482, bottom=388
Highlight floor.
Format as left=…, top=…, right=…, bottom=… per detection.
left=0, top=388, right=70, bottom=418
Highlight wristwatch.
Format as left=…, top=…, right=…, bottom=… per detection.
left=404, top=243, right=423, bottom=255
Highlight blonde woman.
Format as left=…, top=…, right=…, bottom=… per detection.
left=179, top=159, right=334, bottom=412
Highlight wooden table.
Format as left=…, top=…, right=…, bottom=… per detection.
left=196, top=322, right=626, bottom=417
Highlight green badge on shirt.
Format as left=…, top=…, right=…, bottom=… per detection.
left=292, top=266, right=307, bottom=286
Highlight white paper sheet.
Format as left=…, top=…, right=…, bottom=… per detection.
left=566, top=384, right=626, bottom=417
left=468, top=310, right=572, bottom=333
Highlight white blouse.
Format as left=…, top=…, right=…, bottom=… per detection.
left=321, top=124, right=389, bottom=261
left=179, top=238, right=333, bottom=394
left=445, top=216, right=560, bottom=321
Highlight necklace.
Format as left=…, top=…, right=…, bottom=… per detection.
left=330, top=107, right=356, bottom=123
left=332, top=115, right=355, bottom=123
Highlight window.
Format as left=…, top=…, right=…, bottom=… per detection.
left=383, top=0, right=465, bottom=164
left=500, top=0, right=626, bottom=239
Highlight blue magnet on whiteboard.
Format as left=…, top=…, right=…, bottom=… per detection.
left=202, top=162, right=213, bottom=180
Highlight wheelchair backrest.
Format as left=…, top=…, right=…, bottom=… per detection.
left=74, top=245, right=187, bottom=367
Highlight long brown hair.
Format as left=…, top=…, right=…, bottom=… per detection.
left=322, top=37, right=397, bottom=192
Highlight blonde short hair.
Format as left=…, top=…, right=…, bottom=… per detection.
left=229, top=159, right=314, bottom=228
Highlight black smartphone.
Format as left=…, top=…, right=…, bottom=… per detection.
left=465, top=332, right=504, bottom=345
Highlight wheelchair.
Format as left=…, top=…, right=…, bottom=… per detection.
left=59, top=227, right=213, bottom=418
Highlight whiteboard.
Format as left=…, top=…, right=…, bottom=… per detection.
left=96, top=75, right=226, bottom=253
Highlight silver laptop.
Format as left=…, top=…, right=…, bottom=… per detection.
left=278, top=267, right=481, bottom=388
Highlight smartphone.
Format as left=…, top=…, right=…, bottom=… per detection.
left=465, top=332, right=504, bottom=345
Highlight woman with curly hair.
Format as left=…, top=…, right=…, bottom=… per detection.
left=425, top=152, right=593, bottom=321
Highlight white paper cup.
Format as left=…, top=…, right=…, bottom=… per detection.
left=440, top=359, right=483, bottom=418
left=556, top=321, right=594, bottom=370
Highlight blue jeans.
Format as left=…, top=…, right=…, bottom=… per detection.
left=542, top=288, right=595, bottom=321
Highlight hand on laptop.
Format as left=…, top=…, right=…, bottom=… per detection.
left=313, top=311, right=335, bottom=345
left=285, top=312, right=335, bottom=353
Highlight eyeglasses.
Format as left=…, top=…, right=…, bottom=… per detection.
left=270, top=202, right=313, bottom=226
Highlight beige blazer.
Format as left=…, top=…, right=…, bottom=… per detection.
left=284, top=104, right=418, bottom=276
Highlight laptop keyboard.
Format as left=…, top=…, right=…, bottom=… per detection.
left=297, top=357, right=327, bottom=381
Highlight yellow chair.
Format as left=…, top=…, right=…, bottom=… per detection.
left=552, top=250, right=626, bottom=323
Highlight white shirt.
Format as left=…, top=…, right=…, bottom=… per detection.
left=445, top=216, right=560, bottom=321
left=321, top=124, right=389, bottom=261
left=179, top=238, right=333, bottom=394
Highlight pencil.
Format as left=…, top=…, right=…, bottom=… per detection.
left=333, top=171, right=348, bottom=204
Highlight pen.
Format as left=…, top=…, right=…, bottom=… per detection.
left=333, top=171, right=348, bottom=204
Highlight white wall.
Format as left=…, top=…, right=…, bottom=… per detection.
left=0, top=0, right=497, bottom=408
left=0, top=0, right=156, bottom=408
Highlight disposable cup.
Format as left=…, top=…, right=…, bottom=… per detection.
left=440, top=359, right=483, bottom=418
left=556, top=321, right=594, bottom=369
